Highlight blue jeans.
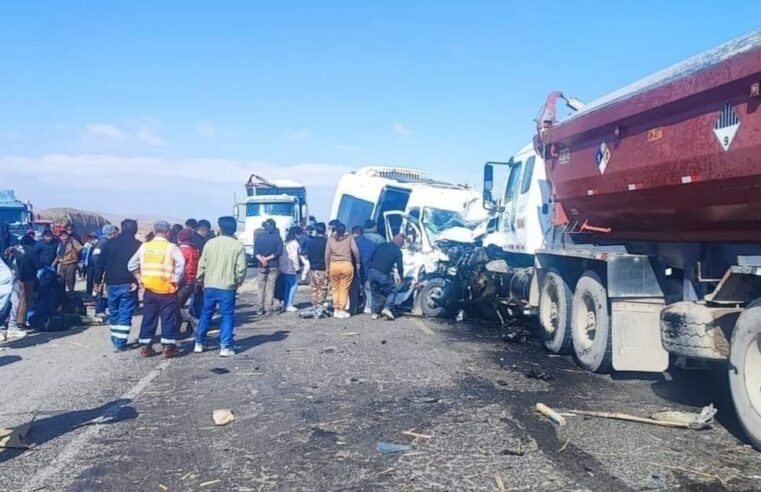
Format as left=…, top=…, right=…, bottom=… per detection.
left=196, top=288, right=236, bottom=349
left=108, top=284, right=137, bottom=348
left=282, top=273, right=298, bottom=308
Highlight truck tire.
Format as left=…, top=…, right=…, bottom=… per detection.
left=660, top=302, right=733, bottom=360
left=571, top=271, right=612, bottom=373
left=419, top=278, right=454, bottom=319
left=728, top=301, right=761, bottom=450
left=538, top=269, right=573, bottom=354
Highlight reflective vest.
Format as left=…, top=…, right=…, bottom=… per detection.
left=140, top=238, right=177, bottom=294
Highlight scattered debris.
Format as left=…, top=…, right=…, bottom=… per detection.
left=536, top=403, right=566, bottom=426
left=340, top=332, right=360, bottom=336
left=649, top=474, right=667, bottom=489
left=503, top=331, right=528, bottom=344
left=199, top=479, right=222, bottom=487
left=499, top=440, right=525, bottom=457
left=402, top=429, right=432, bottom=440
left=496, top=380, right=509, bottom=387
left=322, top=347, right=337, bottom=354
left=650, top=405, right=717, bottom=428
left=568, top=404, right=717, bottom=430
left=525, top=368, right=553, bottom=381
left=495, top=475, right=506, bottom=492
left=377, top=442, right=412, bottom=454
left=380, top=340, right=387, bottom=345
left=558, top=437, right=571, bottom=453
left=377, top=467, right=396, bottom=476
left=210, top=368, right=231, bottom=375
left=158, top=484, right=168, bottom=491
left=299, top=305, right=329, bottom=319
left=180, top=471, right=193, bottom=480
left=212, top=409, right=235, bottom=426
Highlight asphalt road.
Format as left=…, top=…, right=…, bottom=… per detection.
left=2, top=280, right=761, bottom=491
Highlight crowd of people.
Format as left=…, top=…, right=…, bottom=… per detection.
left=0, top=214, right=406, bottom=359
left=253, top=218, right=405, bottom=321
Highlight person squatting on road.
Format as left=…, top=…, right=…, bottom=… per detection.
left=306, top=222, right=328, bottom=306
left=94, top=219, right=141, bottom=351
left=176, top=227, right=201, bottom=336
left=325, top=222, right=360, bottom=319
left=279, top=226, right=302, bottom=312
left=56, top=230, right=83, bottom=295
left=129, top=220, right=186, bottom=359
left=253, top=219, right=283, bottom=316
left=369, top=233, right=405, bottom=320
left=194, top=216, right=247, bottom=357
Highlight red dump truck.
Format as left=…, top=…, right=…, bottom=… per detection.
left=484, top=29, right=761, bottom=448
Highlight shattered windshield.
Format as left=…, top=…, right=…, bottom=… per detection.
left=421, top=208, right=481, bottom=240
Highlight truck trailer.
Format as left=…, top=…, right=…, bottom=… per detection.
left=481, top=29, right=761, bottom=449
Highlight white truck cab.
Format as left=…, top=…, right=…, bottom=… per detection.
left=235, top=176, right=307, bottom=262
left=482, top=144, right=552, bottom=259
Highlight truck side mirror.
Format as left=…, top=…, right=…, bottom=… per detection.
left=542, top=203, right=549, bottom=215
left=483, top=163, right=496, bottom=210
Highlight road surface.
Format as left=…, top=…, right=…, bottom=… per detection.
left=2, top=281, right=761, bottom=491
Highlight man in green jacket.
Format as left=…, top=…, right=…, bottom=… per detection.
left=194, top=216, right=248, bottom=357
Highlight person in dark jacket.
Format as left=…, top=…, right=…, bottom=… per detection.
left=94, top=219, right=141, bottom=351
left=368, top=234, right=405, bottom=320
left=34, top=229, right=58, bottom=268
left=10, top=234, right=37, bottom=333
left=353, top=226, right=378, bottom=314
left=305, top=222, right=328, bottom=306
left=91, top=224, right=118, bottom=321
left=253, top=219, right=283, bottom=315
left=2, top=229, right=28, bottom=340
left=192, top=219, right=212, bottom=251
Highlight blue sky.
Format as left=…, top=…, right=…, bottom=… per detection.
left=1, top=1, right=758, bottom=221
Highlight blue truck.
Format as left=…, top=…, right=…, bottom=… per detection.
left=0, top=190, right=33, bottom=239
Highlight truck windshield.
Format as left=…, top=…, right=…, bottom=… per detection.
left=503, top=161, right=523, bottom=202
left=0, top=209, right=25, bottom=224
left=246, top=203, right=294, bottom=217
left=421, top=208, right=481, bottom=240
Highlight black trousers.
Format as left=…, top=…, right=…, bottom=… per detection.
left=138, top=290, right=179, bottom=345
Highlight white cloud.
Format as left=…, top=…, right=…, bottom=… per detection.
left=392, top=122, right=411, bottom=137
left=287, top=129, right=312, bottom=141
left=136, top=127, right=164, bottom=146
left=84, top=123, right=128, bottom=140
left=195, top=123, right=220, bottom=138
left=0, top=154, right=350, bottom=220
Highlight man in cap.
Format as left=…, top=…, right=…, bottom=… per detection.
left=194, top=216, right=247, bottom=357
left=128, top=220, right=185, bottom=358
left=94, top=219, right=141, bottom=351
left=56, top=229, right=83, bottom=295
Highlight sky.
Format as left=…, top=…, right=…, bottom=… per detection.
left=1, top=1, right=759, bottom=222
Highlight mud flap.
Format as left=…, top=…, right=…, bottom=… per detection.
left=612, top=300, right=669, bottom=372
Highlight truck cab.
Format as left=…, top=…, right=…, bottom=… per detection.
left=235, top=175, right=307, bottom=263
left=0, top=190, right=33, bottom=239
left=482, top=144, right=552, bottom=262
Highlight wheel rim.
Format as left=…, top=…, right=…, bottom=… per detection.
left=426, top=286, right=444, bottom=309
left=575, top=293, right=597, bottom=351
left=743, top=333, right=761, bottom=417
left=541, top=283, right=559, bottom=335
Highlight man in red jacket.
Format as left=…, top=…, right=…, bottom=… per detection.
left=176, top=228, right=200, bottom=337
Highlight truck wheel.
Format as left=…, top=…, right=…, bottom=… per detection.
left=729, top=301, right=761, bottom=449
left=571, top=271, right=612, bottom=373
left=660, top=302, right=733, bottom=360
left=420, top=278, right=453, bottom=318
left=538, top=269, right=573, bottom=354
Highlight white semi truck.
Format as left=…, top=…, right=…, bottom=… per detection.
left=235, top=175, right=307, bottom=263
